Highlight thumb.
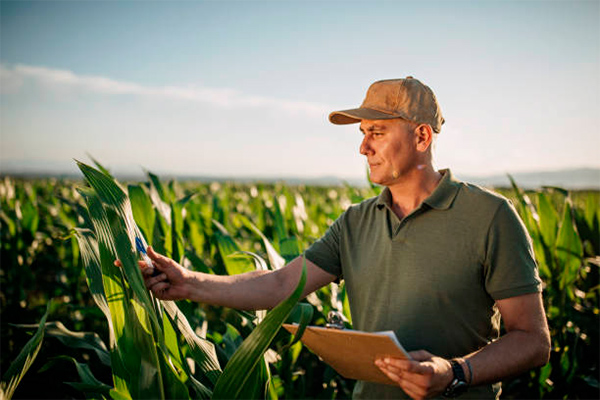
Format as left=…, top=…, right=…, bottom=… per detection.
left=147, top=246, right=167, bottom=270
left=147, top=246, right=162, bottom=261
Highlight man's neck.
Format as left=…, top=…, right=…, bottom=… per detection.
left=386, top=166, right=443, bottom=220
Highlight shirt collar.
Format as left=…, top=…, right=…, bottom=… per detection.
left=376, top=169, right=461, bottom=211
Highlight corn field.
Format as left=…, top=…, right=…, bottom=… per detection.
left=0, top=160, right=598, bottom=399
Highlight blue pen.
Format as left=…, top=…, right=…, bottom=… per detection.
left=135, top=237, right=160, bottom=276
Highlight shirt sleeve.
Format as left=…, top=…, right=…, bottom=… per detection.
left=484, top=199, right=543, bottom=300
left=303, top=212, right=344, bottom=278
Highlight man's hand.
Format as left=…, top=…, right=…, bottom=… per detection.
left=115, top=247, right=192, bottom=301
left=375, top=350, right=453, bottom=400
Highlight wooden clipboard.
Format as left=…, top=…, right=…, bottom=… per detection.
left=282, top=323, right=411, bottom=386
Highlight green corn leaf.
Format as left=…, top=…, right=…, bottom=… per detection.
left=77, top=161, right=129, bottom=214
left=582, top=375, right=600, bottom=389
left=0, top=301, right=53, bottom=400
left=557, top=200, right=584, bottom=291
left=77, top=162, right=158, bottom=326
left=40, top=355, right=112, bottom=397
left=341, top=283, right=353, bottom=325
left=231, top=251, right=269, bottom=271
left=220, top=323, right=244, bottom=359
left=78, top=162, right=181, bottom=399
left=147, top=171, right=172, bottom=204
left=213, top=220, right=255, bottom=275
left=508, top=175, right=540, bottom=234
left=184, top=248, right=213, bottom=274
left=286, top=303, right=314, bottom=346
left=73, top=228, right=111, bottom=324
left=271, top=195, right=288, bottom=241
left=14, top=321, right=111, bottom=367
left=156, top=349, right=190, bottom=400
left=212, top=194, right=226, bottom=226
left=75, top=194, right=131, bottom=395
left=128, top=184, right=155, bottom=244
left=186, top=219, right=206, bottom=258
left=87, top=154, right=115, bottom=178
left=279, top=237, right=301, bottom=263
left=110, top=387, right=132, bottom=400
left=162, top=300, right=221, bottom=387
left=177, top=192, right=197, bottom=207
left=237, top=356, right=271, bottom=399
left=161, top=310, right=184, bottom=371
left=538, top=362, right=552, bottom=392
left=583, top=195, right=600, bottom=255
left=534, top=192, right=559, bottom=277
left=152, top=211, right=170, bottom=256
left=20, top=200, right=39, bottom=234
left=537, top=192, right=559, bottom=250
left=212, top=258, right=307, bottom=399
left=145, top=172, right=173, bottom=237
left=239, top=215, right=285, bottom=270
left=104, top=204, right=156, bottom=325
left=171, top=201, right=184, bottom=263
left=584, top=195, right=599, bottom=230
left=124, top=297, right=165, bottom=399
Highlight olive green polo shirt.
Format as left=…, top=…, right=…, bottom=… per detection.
left=304, top=169, right=541, bottom=399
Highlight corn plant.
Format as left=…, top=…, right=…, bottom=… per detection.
left=0, top=301, right=53, bottom=400
left=3, top=166, right=596, bottom=399
left=70, top=160, right=312, bottom=399
left=501, top=178, right=599, bottom=399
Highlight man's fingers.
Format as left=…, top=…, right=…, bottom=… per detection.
left=381, top=368, right=402, bottom=384
left=383, top=358, right=434, bottom=378
left=375, top=360, right=402, bottom=384
left=149, top=281, right=170, bottom=293
left=408, top=350, right=434, bottom=362
left=376, top=359, right=403, bottom=375
left=375, top=359, right=429, bottom=399
left=145, top=273, right=168, bottom=288
left=381, top=357, right=411, bottom=369
left=395, top=377, right=428, bottom=400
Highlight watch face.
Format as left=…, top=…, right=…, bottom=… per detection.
left=444, top=379, right=468, bottom=398
left=452, top=380, right=468, bottom=397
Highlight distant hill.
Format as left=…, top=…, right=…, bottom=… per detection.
left=457, top=168, right=600, bottom=190
left=252, top=168, right=600, bottom=189
left=2, top=167, right=599, bottom=190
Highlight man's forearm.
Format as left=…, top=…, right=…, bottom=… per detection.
left=184, top=268, right=294, bottom=310
left=144, top=253, right=335, bottom=309
left=464, top=328, right=550, bottom=386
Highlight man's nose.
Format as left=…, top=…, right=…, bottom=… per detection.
left=360, top=136, right=371, bottom=155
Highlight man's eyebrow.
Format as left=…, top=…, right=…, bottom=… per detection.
left=359, top=124, right=386, bottom=133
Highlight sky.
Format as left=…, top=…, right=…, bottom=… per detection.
left=1, top=0, right=599, bottom=181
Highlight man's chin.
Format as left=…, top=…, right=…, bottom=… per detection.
left=369, top=175, right=384, bottom=185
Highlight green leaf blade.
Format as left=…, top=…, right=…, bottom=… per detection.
left=212, top=258, right=307, bottom=399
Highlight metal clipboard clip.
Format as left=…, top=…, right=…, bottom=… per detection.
left=325, top=310, right=346, bottom=329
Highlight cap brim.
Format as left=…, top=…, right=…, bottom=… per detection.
left=329, top=108, right=400, bottom=125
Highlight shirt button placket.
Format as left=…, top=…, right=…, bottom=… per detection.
left=398, top=220, right=410, bottom=241
left=394, top=219, right=410, bottom=242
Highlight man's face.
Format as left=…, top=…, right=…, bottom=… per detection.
left=359, top=119, right=419, bottom=186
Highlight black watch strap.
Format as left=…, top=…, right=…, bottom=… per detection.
left=450, top=359, right=466, bottom=382
left=443, top=359, right=469, bottom=398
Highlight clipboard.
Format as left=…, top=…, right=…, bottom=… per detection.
left=282, top=323, right=411, bottom=386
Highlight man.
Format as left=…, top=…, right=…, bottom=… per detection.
left=139, top=77, right=551, bottom=399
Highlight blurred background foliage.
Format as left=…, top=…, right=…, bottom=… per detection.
left=0, top=168, right=598, bottom=399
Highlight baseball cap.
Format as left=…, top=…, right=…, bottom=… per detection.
left=328, top=76, right=445, bottom=133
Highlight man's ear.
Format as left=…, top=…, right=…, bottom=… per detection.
left=414, top=124, right=433, bottom=152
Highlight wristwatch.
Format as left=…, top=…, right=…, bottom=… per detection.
left=443, top=359, right=469, bottom=398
